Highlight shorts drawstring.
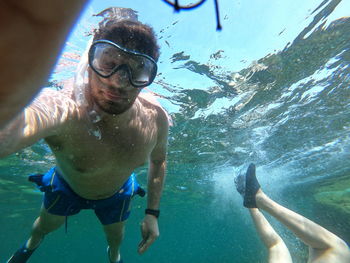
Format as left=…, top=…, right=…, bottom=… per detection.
left=64, top=203, right=75, bottom=233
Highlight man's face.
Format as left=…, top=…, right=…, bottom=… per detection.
left=88, top=66, right=141, bottom=115
left=87, top=39, right=158, bottom=115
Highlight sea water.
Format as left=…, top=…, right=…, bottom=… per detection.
left=0, top=0, right=349, bottom=262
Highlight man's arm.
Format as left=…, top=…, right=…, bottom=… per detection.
left=0, top=0, right=87, bottom=128
left=138, top=109, right=169, bottom=254
left=0, top=88, right=79, bottom=158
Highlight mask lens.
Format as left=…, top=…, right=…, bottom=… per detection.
left=89, top=43, right=123, bottom=77
left=128, top=57, right=157, bottom=87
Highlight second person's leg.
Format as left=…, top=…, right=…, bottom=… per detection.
left=256, top=189, right=350, bottom=262
left=238, top=163, right=350, bottom=263
left=249, top=208, right=293, bottom=263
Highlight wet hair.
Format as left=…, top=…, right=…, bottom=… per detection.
left=93, top=20, right=160, bottom=61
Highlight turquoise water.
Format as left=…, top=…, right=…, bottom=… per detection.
left=1, top=0, right=350, bottom=262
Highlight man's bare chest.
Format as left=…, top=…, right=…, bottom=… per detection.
left=46, top=122, right=157, bottom=172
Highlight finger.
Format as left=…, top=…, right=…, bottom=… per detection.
left=138, top=222, right=147, bottom=252
left=137, top=235, right=156, bottom=254
left=138, top=238, right=146, bottom=249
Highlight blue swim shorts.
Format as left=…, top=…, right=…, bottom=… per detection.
left=29, top=168, right=145, bottom=225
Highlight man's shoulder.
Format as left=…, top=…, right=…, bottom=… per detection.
left=29, top=85, right=80, bottom=119
left=138, top=92, right=172, bottom=126
left=36, top=83, right=73, bottom=98
left=33, top=83, right=75, bottom=105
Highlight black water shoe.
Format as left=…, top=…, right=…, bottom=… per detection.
left=6, top=244, right=36, bottom=263
left=243, top=163, right=260, bottom=208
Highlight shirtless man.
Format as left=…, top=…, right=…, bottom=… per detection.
left=1, top=19, right=168, bottom=263
left=0, top=0, right=88, bottom=128
left=235, top=163, right=350, bottom=263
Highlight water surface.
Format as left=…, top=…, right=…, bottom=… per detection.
left=1, top=0, right=349, bottom=262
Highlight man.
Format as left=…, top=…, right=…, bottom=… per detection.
left=235, top=164, right=350, bottom=263
left=0, top=0, right=87, bottom=128
left=1, top=18, right=169, bottom=263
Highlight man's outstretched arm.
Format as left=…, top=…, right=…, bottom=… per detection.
left=0, top=0, right=87, bottom=128
left=0, top=88, right=79, bottom=158
left=138, top=111, right=169, bottom=254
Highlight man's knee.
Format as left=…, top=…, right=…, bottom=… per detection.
left=103, top=221, right=125, bottom=241
left=268, top=241, right=293, bottom=263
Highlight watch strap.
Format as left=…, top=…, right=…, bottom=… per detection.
left=145, top=208, right=160, bottom=218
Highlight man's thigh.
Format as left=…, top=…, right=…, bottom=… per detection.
left=36, top=206, right=66, bottom=232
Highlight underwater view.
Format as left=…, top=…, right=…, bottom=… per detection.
left=0, top=0, right=349, bottom=262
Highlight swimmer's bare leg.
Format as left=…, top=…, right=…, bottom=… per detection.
left=256, top=190, right=350, bottom=262
left=103, top=221, right=125, bottom=262
left=249, top=208, right=293, bottom=263
left=236, top=164, right=292, bottom=262
left=236, top=164, right=350, bottom=262
left=27, top=206, right=66, bottom=249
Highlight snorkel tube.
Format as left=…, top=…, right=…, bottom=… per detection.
left=73, top=38, right=91, bottom=110
left=73, top=37, right=104, bottom=139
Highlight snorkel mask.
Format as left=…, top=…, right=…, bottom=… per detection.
left=74, top=7, right=160, bottom=139
left=88, top=39, right=158, bottom=88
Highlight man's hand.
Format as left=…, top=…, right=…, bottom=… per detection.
left=0, top=0, right=86, bottom=128
left=138, top=214, right=159, bottom=254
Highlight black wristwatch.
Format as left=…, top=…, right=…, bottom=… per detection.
left=145, top=208, right=160, bottom=218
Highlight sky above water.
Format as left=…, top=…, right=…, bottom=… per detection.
left=66, top=0, right=350, bottom=68
left=53, top=0, right=350, bottom=115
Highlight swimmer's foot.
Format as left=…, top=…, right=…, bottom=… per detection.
left=235, top=163, right=260, bottom=208
left=6, top=244, right=36, bottom=263
left=107, top=246, right=123, bottom=263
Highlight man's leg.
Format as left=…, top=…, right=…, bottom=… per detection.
left=26, top=206, right=66, bottom=249
left=103, top=221, right=125, bottom=263
left=7, top=206, right=65, bottom=262
left=249, top=208, right=293, bottom=263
